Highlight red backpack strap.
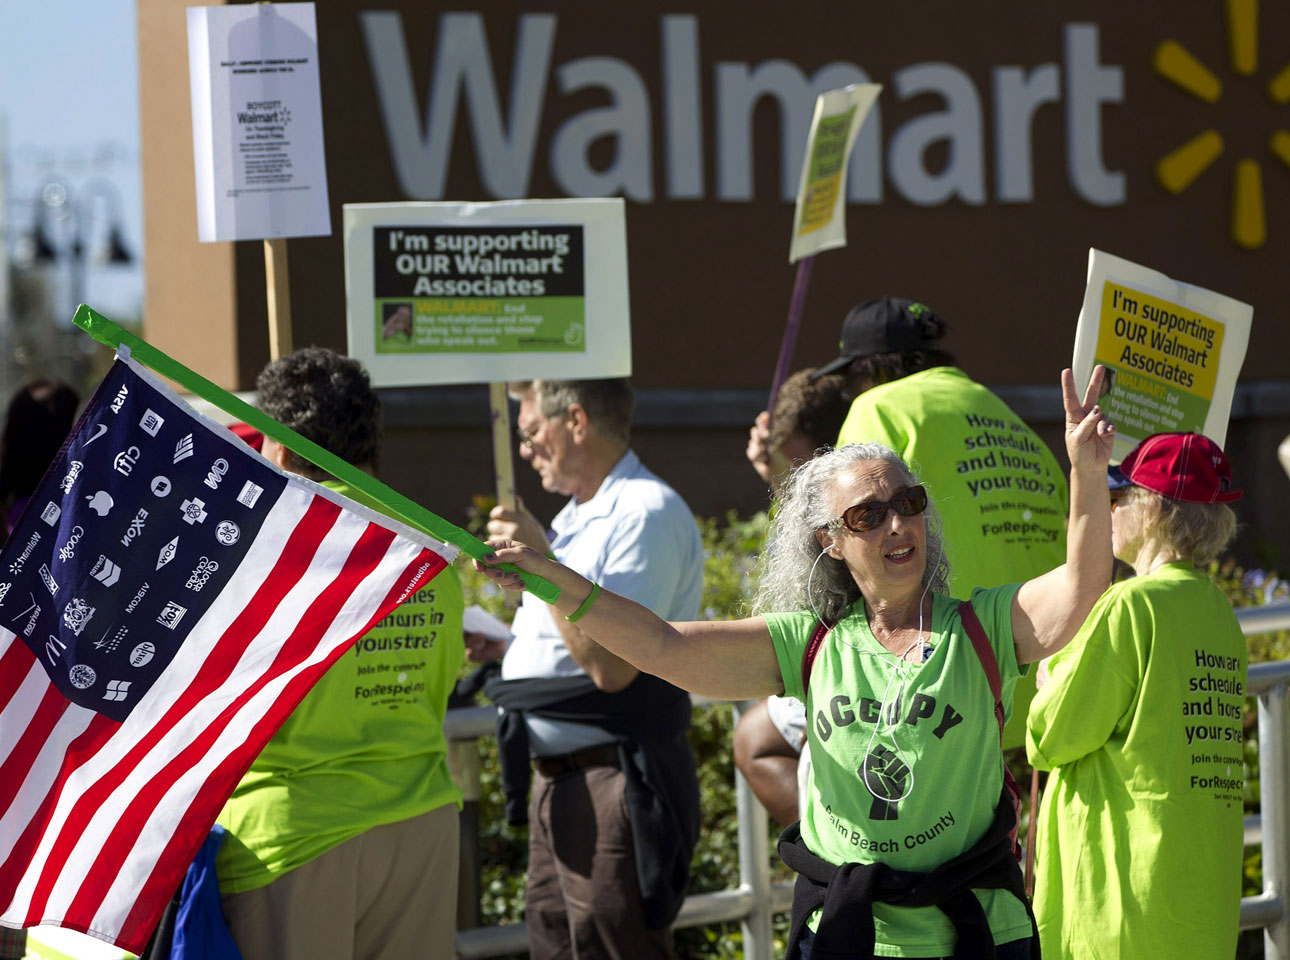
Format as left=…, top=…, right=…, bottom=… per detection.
left=800, top=620, right=833, bottom=698
left=960, top=600, right=1028, bottom=866
left=958, top=600, right=1006, bottom=744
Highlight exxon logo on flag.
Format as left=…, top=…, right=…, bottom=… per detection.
left=0, top=355, right=456, bottom=951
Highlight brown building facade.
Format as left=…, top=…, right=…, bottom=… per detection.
left=138, top=0, right=1290, bottom=563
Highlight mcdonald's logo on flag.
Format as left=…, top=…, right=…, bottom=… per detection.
left=0, top=354, right=456, bottom=951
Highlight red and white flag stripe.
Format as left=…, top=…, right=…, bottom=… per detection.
left=0, top=480, right=452, bottom=952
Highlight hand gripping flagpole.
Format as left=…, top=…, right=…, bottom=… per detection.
left=72, top=304, right=561, bottom=604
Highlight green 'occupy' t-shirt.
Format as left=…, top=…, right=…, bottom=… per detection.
left=216, top=480, right=465, bottom=893
left=837, top=366, right=1068, bottom=748
left=766, top=585, right=1032, bottom=957
left=1026, top=563, right=1246, bottom=959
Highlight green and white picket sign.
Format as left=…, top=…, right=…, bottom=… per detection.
left=72, top=304, right=560, bottom=604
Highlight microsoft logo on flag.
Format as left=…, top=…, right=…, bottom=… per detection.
left=102, top=680, right=132, bottom=702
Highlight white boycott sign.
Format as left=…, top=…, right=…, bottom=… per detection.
left=187, top=2, right=331, bottom=242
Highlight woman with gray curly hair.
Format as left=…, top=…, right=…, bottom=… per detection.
left=753, top=442, right=951, bottom=624
left=479, top=367, right=1117, bottom=959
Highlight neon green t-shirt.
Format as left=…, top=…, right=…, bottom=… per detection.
left=216, top=481, right=465, bottom=893
left=1026, top=563, right=1245, bottom=959
left=837, top=366, right=1068, bottom=747
left=766, top=585, right=1032, bottom=956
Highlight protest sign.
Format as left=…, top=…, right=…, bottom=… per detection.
left=788, top=84, right=882, bottom=263
left=1072, top=249, right=1251, bottom=460
left=769, top=83, right=881, bottom=413
left=343, top=199, right=630, bottom=387
left=187, top=2, right=331, bottom=243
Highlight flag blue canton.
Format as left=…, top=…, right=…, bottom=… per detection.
left=0, top=361, right=288, bottom=722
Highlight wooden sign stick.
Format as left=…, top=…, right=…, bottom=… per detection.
left=489, top=382, right=521, bottom=608
left=264, top=237, right=292, bottom=360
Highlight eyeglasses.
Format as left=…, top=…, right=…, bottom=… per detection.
left=825, top=485, right=928, bottom=534
left=516, top=407, right=570, bottom=449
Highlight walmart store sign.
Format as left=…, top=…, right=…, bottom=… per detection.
left=361, top=14, right=1126, bottom=208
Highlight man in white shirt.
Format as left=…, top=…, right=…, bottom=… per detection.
left=467, top=378, right=704, bottom=960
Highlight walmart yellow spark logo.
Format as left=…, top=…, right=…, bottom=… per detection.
left=1153, top=0, right=1289, bottom=248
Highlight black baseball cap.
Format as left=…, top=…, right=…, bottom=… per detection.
left=813, top=296, right=941, bottom=378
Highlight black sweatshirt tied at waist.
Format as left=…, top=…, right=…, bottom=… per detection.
left=482, top=666, right=701, bottom=930
left=777, top=783, right=1039, bottom=960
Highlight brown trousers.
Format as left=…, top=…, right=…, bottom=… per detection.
left=221, top=803, right=459, bottom=960
left=526, top=763, right=673, bottom=960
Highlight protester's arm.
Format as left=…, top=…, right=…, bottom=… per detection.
left=1011, top=366, right=1115, bottom=664
left=747, top=410, right=775, bottom=486
left=733, top=699, right=803, bottom=826
left=476, top=548, right=785, bottom=700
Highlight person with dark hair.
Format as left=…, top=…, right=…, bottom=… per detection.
left=0, top=378, right=81, bottom=541
left=821, top=296, right=1069, bottom=748
left=476, top=368, right=1116, bottom=960
left=252, top=345, right=382, bottom=479
left=1026, top=432, right=1246, bottom=958
left=747, top=368, right=850, bottom=496
left=215, top=347, right=464, bottom=960
left=465, top=377, right=705, bottom=960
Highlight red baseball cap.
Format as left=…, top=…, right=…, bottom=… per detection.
left=1116, top=432, right=1242, bottom=503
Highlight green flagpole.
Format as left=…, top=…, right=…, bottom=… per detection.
left=73, top=304, right=561, bottom=605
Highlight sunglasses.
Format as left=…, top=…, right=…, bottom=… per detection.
left=826, top=485, right=929, bottom=534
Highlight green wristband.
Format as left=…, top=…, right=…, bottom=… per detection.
left=566, top=581, right=602, bottom=623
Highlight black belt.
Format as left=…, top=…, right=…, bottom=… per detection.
left=533, top=743, right=621, bottom=779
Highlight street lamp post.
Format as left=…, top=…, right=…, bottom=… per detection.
left=28, top=178, right=133, bottom=318
left=14, top=178, right=134, bottom=393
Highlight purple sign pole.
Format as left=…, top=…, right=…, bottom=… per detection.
left=767, top=255, right=816, bottom=417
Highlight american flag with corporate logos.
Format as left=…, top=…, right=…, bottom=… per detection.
left=0, top=354, right=456, bottom=952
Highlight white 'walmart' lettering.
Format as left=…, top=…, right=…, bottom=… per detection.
left=360, top=16, right=1123, bottom=207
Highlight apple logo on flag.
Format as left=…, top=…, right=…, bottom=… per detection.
left=86, top=491, right=114, bottom=517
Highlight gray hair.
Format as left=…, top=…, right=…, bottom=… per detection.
left=1118, top=485, right=1237, bottom=568
left=752, top=443, right=950, bottom=622
left=508, top=379, right=634, bottom=444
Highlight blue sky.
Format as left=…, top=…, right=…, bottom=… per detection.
left=0, top=0, right=144, bottom=320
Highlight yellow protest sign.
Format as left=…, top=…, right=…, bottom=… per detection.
left=1073, top=250, right=1251, bottom=460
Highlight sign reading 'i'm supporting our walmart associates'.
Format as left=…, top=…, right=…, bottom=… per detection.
left=343, top=200, right=630, bottom=387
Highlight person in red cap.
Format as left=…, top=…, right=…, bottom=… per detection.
left=1026, top=431, right=1246, bottom=959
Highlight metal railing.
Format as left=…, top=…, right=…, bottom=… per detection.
left=449, top=603, right=1290, bottom=959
